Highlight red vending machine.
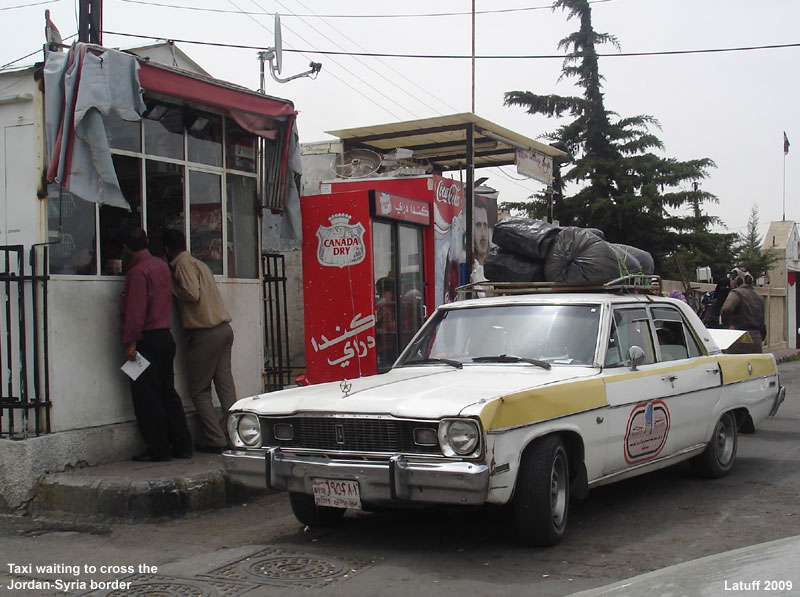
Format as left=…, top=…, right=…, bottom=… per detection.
left=301, top=175, right=464, bottom=384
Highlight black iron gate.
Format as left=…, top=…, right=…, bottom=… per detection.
left=262, top=253, right=292, bottom=392
left=0, top=245, right=50, bottom=439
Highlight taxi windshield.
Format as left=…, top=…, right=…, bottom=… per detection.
left=397, top=304, right=601, bottom=367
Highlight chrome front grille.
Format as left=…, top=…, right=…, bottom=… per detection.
left=261, top=417, right=442, bottom=455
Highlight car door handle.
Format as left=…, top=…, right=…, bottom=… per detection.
left=706, top=367, right=720, bottom=374
left=662, top=375, right=678, bottom=383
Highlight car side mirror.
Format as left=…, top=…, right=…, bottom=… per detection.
left=629, top=346, right=646, bottom=371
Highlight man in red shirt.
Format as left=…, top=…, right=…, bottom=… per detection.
left=120, top=226, right=192, bottom=461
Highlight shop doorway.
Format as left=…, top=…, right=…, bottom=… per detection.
left=373, top=221, right=426, bottom=372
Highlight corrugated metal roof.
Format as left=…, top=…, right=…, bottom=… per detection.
left=326, top=112, right=565, bottom=172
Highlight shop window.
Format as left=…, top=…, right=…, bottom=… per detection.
left=187, top=111, right=222, bottom=167
left=47, top=185, right=97, bottom=275
left=146, top=160, right=185, bottom=258
left=144, top=105, right=184, bottom=160
left=99, top=155, right=142, bottom=275
left=189, top=170, right=222, bottom=274
left=226, top=174, right=258, bottom=278
left=105, top=111, right=140, bottom=152
left=226, top=118, right=257, bottom=173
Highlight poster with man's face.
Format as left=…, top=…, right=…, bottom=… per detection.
left=473, top=195, right=498, bottom=265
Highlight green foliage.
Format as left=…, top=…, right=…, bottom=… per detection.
left=733, top=205, right=778, bottom=280
left=502, top=0, right=732, bottom=275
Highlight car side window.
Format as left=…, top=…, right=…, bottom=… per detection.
left=652, top=306, right=702, bottom=361
left=605, top=308, right=655, bottom=367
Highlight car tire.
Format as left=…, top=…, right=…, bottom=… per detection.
left=288, top=492, right=346, bottom=526
left=691, top=411, right=738, bottom=478
left=513, top=435, right=570, bottom=547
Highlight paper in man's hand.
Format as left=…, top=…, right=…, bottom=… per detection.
left=121, top=352, right=150, bottom=380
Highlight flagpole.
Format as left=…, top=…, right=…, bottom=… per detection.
left=783, top=149, right=786, bottom=222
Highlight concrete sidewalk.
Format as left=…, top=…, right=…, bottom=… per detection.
left=27, top=348, right=800, bottom=521
left=31, top=452, right=270, bottom=520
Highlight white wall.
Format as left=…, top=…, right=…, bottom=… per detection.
left=47, top=277, right=265, bottom=432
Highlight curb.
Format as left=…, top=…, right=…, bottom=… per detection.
left=30, top=467, right=269, bottom=520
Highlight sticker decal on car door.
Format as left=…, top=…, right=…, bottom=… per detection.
left=624, top=401, right=670, bottom=464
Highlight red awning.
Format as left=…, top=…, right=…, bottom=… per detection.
left=137, top=61, right=295, bottom=119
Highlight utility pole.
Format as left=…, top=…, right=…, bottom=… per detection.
left=78, top=0, right=103, bottom=44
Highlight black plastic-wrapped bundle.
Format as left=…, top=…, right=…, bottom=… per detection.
left=585, top=227, right=606, bottom=239
left=544, top=227, right=628, bottom=284
left=484, top=247, right=544, bottom=282
left=492, top=217, right=561, bottom=260
left=610, top=243, right=654, bottom=275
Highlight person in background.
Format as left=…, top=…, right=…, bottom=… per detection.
left=721, top=267, right=766, bottom=353
left=473, top=198, right=490, bottom=265
left=667, top=289, right=688, bottom=303
left=163, top=229, right=237, bottom=454
left=702, top=275, right=731, bottom=329
left=120, top=226, right=193, bottom=462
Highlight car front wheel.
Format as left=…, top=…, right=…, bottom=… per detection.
left=691, top=411, right=738, bottom=478
left=288, top=492, right=347, bottom=526
left=513, top=435, right=570, bottom=547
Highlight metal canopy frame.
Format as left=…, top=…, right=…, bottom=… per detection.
left=325, top=112, right=566, bottom=268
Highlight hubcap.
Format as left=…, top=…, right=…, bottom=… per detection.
left=715, top=416, right=735, bottom=465
left=550, top=450, right=567, bottom=527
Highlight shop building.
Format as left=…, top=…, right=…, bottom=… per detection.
left=0, top=42, right=299, bottom=511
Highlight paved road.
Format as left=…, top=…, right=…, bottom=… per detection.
left=1, top=360, right=799, bottom=597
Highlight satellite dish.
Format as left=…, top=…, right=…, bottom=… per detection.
left=274, top=13, right=283, bottom=75
left=331, top=149, right=382, bottom=178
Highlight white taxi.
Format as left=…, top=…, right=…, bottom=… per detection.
left=223, top=279, right=785, bottom=546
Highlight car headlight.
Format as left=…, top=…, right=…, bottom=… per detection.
left=438, top=418, right=481, bottom=456
left=228, top=413, right=262, bottom=448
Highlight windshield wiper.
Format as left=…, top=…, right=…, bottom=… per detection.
left=401, top=357, right=463, bottom=369
left=471, top=354, right=552, bottom=370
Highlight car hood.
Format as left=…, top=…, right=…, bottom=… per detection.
left=234, top=365, right=599, bottom=419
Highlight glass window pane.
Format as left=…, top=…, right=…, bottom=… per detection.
left=226, top=118, right=257, bottom=173
left=143, top=105, right=184, bottom=160
left=398, top=225, right=424, bottom=350
left=105, top=111, right=140, bottom=152
left=47, top=185, right=96, bottom=275
left=373, top=221, right=396, bottom=371
left=226, top=174, right=257, bottom=278
left=100, top=155, right=142, bottom=275
left=187, top=111, right=222, bottom=167
left=189, top=170, right=222, bottom=274
left=607, top=308, right=655, bottom=367
left=146, top=160, right=185, bottom=258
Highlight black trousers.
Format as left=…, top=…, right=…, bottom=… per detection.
left=129, top=329, right=193, bottom=459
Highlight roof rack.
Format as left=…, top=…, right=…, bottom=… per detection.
left=456, top=274, right=661, bottom=300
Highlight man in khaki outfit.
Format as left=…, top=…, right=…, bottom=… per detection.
left=163, top=229, right=237, bottom=453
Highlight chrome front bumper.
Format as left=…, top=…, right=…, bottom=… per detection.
left=223, top=448, right=490, bottom=506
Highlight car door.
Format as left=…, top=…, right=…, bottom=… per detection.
left=601, top=305, right=721, bottom=476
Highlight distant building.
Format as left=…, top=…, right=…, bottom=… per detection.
left=763, top=220, right=799, bottom=349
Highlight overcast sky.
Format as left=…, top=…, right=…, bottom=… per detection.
left=4, top=0, right=799, bottom=242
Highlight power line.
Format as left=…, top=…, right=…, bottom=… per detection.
left=115, top=0, right=614, bottom=19
left=1, top=0, right=59, bottom=10
left=225, top=0, right=408, bottom=120
left=100, top=32, right=800, bottom=60
left=273, top=0, right=457, bottom=116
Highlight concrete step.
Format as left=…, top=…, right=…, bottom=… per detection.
left=31, top=452, right=269, bottom=520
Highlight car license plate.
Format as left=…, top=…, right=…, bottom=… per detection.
left=312, top=478, right=361, bottom=509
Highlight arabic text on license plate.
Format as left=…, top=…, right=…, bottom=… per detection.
left=312, top=478, right=361, bottom=509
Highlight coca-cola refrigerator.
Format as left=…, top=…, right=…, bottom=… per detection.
left=301, top=175, right=464, bottom=384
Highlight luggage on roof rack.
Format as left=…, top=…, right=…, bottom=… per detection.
left=456, top=274, right=662, bottom=300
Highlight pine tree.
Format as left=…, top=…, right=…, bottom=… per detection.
left=734, top=205, right=776, bottom=281
left=503, top=0, right=722, bottom=273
